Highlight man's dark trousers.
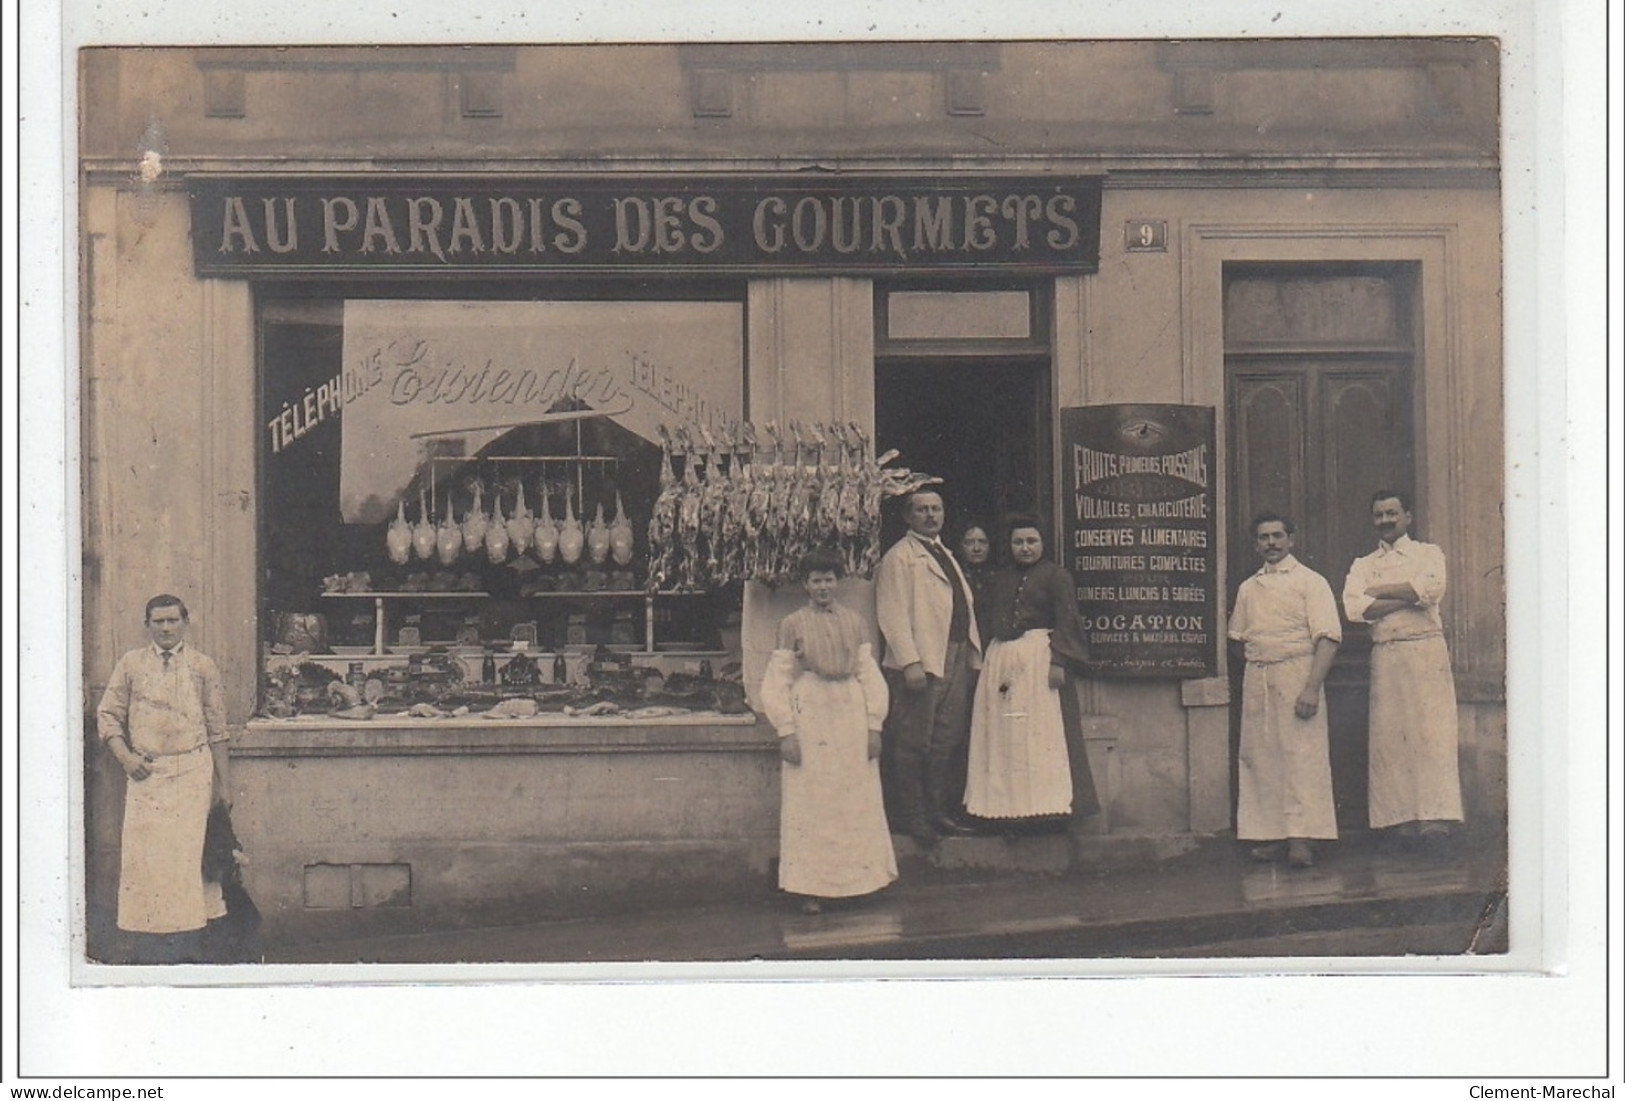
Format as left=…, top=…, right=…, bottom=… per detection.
left=884, top=639, right=976, bottom=835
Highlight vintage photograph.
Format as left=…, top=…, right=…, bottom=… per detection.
left=75, top=38, right=1509, bottom=971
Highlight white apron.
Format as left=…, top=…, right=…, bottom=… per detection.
left=1368, top=631, right=1464, bottom=828
left=1237, top=653, right=1339, bottom=840
left=767, top=654, right=898, bottom=899
left=118, top=744, right=225, bottom=934
left=964, top=630, right=1073, bottom=819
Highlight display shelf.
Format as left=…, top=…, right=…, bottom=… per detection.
left=322, top=591, right=491, bottom=599
left=321, top=590, right=492, bottom=654
left=521, top=590, right=705, bottom=598
left=314, top=588, right=710, bottom=655
left=301, top=435, right=705, bottom=662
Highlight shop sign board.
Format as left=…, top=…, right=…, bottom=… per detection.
left=189, top=175, right=1102, bottom=276
left=1060, top=404, right=1218, bottom=678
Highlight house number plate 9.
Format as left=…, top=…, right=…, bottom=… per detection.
left=1125, top=219, right=1168, bottom=252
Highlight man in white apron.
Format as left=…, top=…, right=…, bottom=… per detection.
left=96, top=594, right=231, bottom=962
left=1228, top=514, right=1342, bottom=868
left=1342, top=491, right=1464, bottom=849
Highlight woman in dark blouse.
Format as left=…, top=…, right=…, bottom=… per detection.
left=953, top=520, right=995, bottom=640
left=962, top=515, right=1100, bottom=831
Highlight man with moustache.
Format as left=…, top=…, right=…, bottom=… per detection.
left=1227, top=513, right=1341, bottom=868
left=875, top=489, right=982, bottom=847
left=1342, top=490, right=1464, bottom=849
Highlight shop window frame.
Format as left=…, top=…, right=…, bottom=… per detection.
left=251, top=275, right=752, bottom=714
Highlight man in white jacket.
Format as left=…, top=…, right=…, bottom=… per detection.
left=875, top=490, right=982, bottom=846
left=1342, top=490, right=1464, bottom=849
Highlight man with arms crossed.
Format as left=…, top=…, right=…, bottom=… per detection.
left=1342, top=490, right=1463, bottom=848
left=1228, top=513, right=1341, bottom=868
left=875, top=489, right=982, bottom=848
left=97, top=594, right=231, bottom=962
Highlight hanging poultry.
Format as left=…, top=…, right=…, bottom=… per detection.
left=484, top=494, right=511, bottom=564
left=557, top=482, right=585, bottom=565
left=386, top=498, right=412, bottom=565
left=533, top=479, right=559, bottom=564
left=696, top=425, right=730, bottom=583
left=675, top=427, right=704, bottom=588
left=460, top=481, right=489, bottom=556
left=609, top=487, right=635, bottom=567
left=586, top=496, right=611, bottom=565
left=740, top=423, right=771, bottom=580
left=436, top=495, right=462, bottom=566
left=505, top=479, right=533, bottom=556
left=412, top=487, right=437, bottom=560
left=647, top=426, right=682, bottom=590
left=719, top=424, right=754, bottom=583
left=837, top=423, right=866, bottom=575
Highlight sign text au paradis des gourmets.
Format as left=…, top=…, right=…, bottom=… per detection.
left=189, top=175, right=1102, bottom=277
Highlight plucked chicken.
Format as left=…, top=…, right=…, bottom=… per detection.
left=387, top=498, right=412, bottom=565
left=534, top=481, right=559, bottom=563
left=436, top=497, right=462, bottom=566
left=557, top=483, right=585, bottom=565
left=587, top=499, right=611, bottom=565
left=485, top=495, right=511, bottom=563
left=609, top=488, right=635, bottom=566
left=460, top=482, right=489, bottom=555
left=412, top=488, right=437, bottom=560
left=505, top=480, right=533, bottom=556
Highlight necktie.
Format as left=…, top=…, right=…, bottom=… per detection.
left=923, top=540, right=971, bottom=642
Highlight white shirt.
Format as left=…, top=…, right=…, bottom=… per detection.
left=1342, top=534, right=1447, bottom=641
left=1229, top=555, right=1342, bottom=664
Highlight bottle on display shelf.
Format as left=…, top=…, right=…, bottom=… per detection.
left=482, top=650, right=497, bottom=685
left=554, top=651, right=568, bottom=685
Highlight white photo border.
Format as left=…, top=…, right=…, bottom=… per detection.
left=8, top=0, right=1618, bottom=1084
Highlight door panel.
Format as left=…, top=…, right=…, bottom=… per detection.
left=1228, top=372, right=1307, bottom=594
left=1322, top=369, right=1411, bottom=585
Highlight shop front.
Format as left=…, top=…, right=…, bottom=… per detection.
left=79, top=41, right=1505, bottom=951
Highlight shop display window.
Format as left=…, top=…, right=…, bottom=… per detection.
left=256, top=291, right=749, bottom=721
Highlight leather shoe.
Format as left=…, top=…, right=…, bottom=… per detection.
left=930, top=815, right=979, bottom=837
left=1286, top=839, right=1315, bottom=868
left=905, top=822, right=941, bottom=848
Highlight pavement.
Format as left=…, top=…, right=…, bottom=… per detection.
left=260, top=828, right=1509, bottom=966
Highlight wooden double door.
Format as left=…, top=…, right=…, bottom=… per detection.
left=1224, top=264, right=1418, bottom=829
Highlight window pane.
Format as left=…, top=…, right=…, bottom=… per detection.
left=887, top=290, right=1031, bottom=340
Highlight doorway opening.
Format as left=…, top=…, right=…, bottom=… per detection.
left=873, top=357, right=1052, bottom=556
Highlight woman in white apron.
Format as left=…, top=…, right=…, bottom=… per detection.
left=761, top=550, right=896, bottom=914
left=964, top=518, right=1100, bottom=830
